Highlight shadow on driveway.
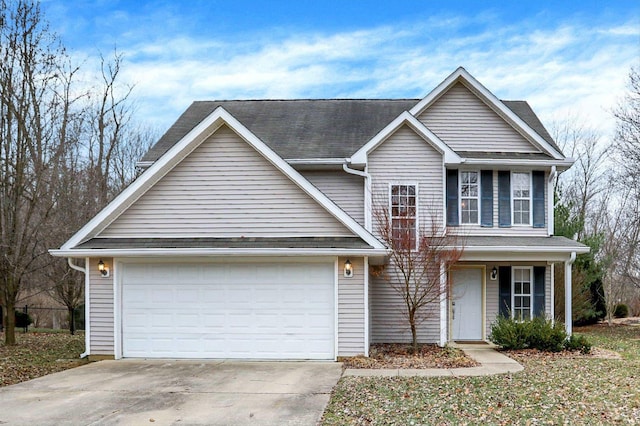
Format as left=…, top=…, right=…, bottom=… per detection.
left=0, top=360, right=343, bottom=425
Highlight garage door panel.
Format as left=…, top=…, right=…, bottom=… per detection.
left=121, top=261, right=335, bottom=359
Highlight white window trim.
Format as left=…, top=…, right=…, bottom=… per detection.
left=511, top=266, right=534, bottom=321
left=459, top=170, right=480, bottom=225
left=511, top=171, right=532, bottom=226
left=388, top=182, right=419, bottom=249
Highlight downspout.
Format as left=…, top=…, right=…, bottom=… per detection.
left=565, top=252, right=576, bottom=336
left=548, top=166, right=557, bottom=236
left=68, top=258, right=89, bottom=359
left=343, top=162, right=372, bottom=232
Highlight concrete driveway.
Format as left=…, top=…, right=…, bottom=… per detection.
left=0, top=360, right=343, bottom=425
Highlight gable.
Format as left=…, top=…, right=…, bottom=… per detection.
left=98, top=125, right=353, bottom=238
left=418, top=82, right=540, bottom=153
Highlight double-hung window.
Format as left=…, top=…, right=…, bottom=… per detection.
left=512, top=267, right=533, bottom=321
left=512, top=172, right=531, bottom=225
left=460, top=171, right=479, bottom=224
left=390, top=184, right=417, bottom=249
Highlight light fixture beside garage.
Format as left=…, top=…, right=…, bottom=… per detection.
left=98, top=259, right=110, bottom=278
left=344, top=259, right=353, bottom=278
left=490, top=266, right=498, bottom=281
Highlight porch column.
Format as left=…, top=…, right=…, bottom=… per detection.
left=564, top=252, right=577, bottom=336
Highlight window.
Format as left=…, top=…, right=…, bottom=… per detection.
left=512, top=267, right=533, bottom=321
left=390, top=184, right=417, bottom=249
left=512, top=172, right=531, bottom=225
left=460, top=171, right=479, bottom=224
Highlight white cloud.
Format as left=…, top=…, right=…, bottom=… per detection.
left=72, top=14, right=639, bottom=141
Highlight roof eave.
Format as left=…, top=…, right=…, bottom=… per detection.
left=50, top=247, right=390, bottom=258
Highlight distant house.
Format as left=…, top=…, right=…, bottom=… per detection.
left=51, top=67, right=588, bottom=360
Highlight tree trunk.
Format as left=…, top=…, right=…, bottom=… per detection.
left=4, top=299, right=16, bottom=345
left=68, top=307, right=75, bottom=335
left=409, top=311, right=418, bottom=353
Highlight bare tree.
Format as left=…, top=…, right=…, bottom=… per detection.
left=0, top=0, right=81, bottom=344
left=372, top=198, right=463, bottom=351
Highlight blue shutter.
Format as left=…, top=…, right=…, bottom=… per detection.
left=480, top=170, right=493, bottom=227
left=446, top=169, right=459, bottom=226
left=498, top=171, right=511, bottom=227
left=499, top=266, right=511, bottom=317
left=534, top=266, right=546, bottom=317
left=532, top=171, right=545, bottom=228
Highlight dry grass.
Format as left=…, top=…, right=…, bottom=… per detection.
left=0, top=331, right=88, bottom=387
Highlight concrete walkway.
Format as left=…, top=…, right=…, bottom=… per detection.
left=343, top=343, right=523, bottom=377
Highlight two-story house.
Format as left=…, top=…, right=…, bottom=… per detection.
left=51, top=67, right=588, bottom=360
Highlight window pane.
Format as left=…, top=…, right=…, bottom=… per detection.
left=523, top=282, right=531, bottom=294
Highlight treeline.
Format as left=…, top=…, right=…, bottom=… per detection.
left=0, top=0, right=156, bottom=344
left=553, top=66, right=640, bottom=325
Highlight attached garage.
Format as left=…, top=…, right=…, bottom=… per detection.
left=119, top=259, right=336, bottom=360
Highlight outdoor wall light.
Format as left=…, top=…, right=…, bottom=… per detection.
left=490, top=266, right=498, bottom=281
left=98, top=259, right=110, bottom=278
left=344, top=259, right=353, bottom=278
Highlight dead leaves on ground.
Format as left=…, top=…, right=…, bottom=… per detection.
left=0, top=332, right=87, bottom=387
left=341, top=343, right=479, bottom=369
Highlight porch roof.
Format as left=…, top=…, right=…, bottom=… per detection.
left=456, top=236, right=589, bottom=261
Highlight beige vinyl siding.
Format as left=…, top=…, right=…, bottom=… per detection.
left=337, top=256, right=366, bottom=356
left=302, top=171, right=365, bottom=226
left=418, top=82, right=539, bottom=153
left=452, top=170, right=549, bottom=237
left=89, top=257, right=114, bottom=355
left=368, top=124, right=444, bottom=343
left=99, top=125, right=351, bottom=238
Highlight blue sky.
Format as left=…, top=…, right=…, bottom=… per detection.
left=41, top=0, right=639, bottom=140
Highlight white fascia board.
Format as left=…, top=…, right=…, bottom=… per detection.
left=453, top=245, right=590, bottom=254
left=49, top=248, right=390, bottom=258
left=286, top=158, right=346, bottom=165
left=58, top=106, right=386, bottom=251
left=461, top=158, right=575, bottom=169
left=409, top=67, right=564, bottom=160
left=350, top=111, right=462, bottom=165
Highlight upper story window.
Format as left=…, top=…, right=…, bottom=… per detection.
left=390, top=184, right=417, bottom=249
left=512, top=267, right=533, bottom=321
left=512, top=172, right=531, bottom=225
left=459, top=171, right=479, bottom=224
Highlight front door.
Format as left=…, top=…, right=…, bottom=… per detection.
left=451, top=268, right=483, bottom=341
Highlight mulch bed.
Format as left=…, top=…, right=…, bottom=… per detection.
left=340, top=343, right=479, bottom=369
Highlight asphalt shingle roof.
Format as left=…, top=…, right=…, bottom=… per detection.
left=76, top=237, right=373, bottom=250
left=141, top=99, right=561, bottom=163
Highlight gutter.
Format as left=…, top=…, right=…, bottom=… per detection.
left=51, top=247, right=390, bottom=258
left=67, top=258, right=89, bottom=359
left=342, top=162, right=372, bottom=232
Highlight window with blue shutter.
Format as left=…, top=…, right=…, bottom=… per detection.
left=498, top=171, right=511, bottom=227
left=446, top=169, right=459, bottom=226
left=480, top=170, right=493, bottom=227
left=532, top=171, right=545, bottom=228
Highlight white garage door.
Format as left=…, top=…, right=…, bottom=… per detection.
left=121, top=260, right=335, bottom=359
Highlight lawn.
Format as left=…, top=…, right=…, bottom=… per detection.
left=322, top=323, right=640, bottom=425
left=0, top=330, right=88, bottom=387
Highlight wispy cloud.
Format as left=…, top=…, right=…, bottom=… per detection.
left=68, top=12, right=639, bottom=140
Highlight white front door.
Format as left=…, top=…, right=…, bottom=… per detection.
left=451, top=268, right=483, bottom=341
left=120, top=259, right=335, bottom=359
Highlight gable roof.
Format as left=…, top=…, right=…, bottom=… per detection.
left=409, top=67, right=564, bottom=159
left=53, top=106, right=387, bottom=255
left=142, top=99, right=417, bottom=162
left=350, top=111, right=462, bottom=165
left=140, top=86, right=562, bottom=164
